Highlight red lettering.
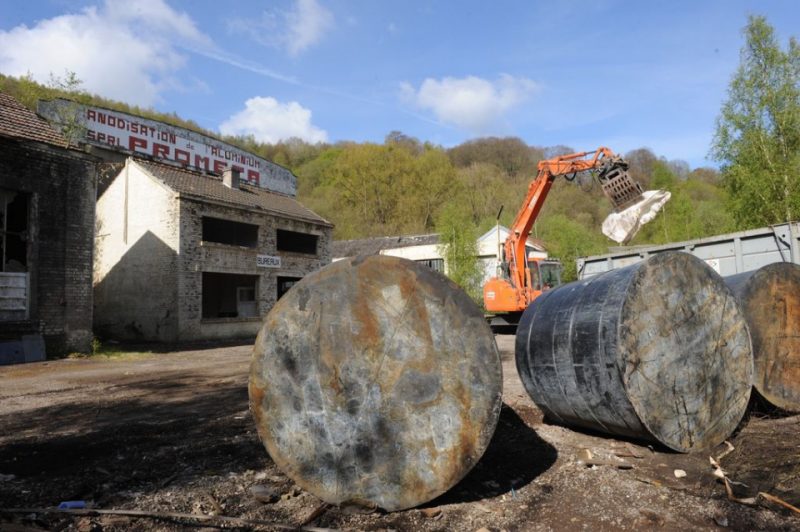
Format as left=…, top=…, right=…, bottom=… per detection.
left=213, top=160, right=226, bottom=174
left=247, top=170, right=259, bottom=186
left=174, top=149, right=190, bottom=166
left=87, top=109, right=96, bottom=121
left=107, top=135, right=117, bottom=146
left=116, top=118, right=126, bottom=130
left=129, top=136, right=147, bottom=153
left=153, top=143, right=169, bottom=159
left=194, top=155, right=210, bottom=170
left=87, top=130, right=96, bottom=141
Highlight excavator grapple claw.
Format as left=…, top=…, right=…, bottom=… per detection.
left=597, top=156, right=644, bottom=211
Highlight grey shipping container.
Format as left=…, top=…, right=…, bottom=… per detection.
left=577, top=222, right=800, bottom=280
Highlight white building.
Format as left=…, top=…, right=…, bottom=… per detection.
left=332, top=226, right=547, bottom=286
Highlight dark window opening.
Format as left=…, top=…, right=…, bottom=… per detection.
left=277, top=229, right=318, bottom=255
left=0, top=189, right=29, bottom=272
left=417, top=258, right=444, bottom=273
left=202, top=217, right=258, bottom=248
left=202, top=272, right=259, bottom=319
left=277, top=276, right=302, bottom=300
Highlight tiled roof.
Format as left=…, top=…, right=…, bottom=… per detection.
left=332, top=234, right=440, bottom=258
left=135, top=159, right=332, bottom=227
left=0, top=92, right=68, bottom=147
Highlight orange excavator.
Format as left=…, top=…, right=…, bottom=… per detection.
left=484, top=147, right=644, bottom=328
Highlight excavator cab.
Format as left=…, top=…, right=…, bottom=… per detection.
left=534, top=259, right=562, bottom=291
left=527, top=257, right=562, bottom=291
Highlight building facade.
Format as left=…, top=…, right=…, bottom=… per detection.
left=332, top=227, right=547, bottom=287
left=94, top=158, right=332, bottom=342
left=0, top=93, right=97, bottom=361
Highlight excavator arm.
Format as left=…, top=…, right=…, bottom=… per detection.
left=486, top=147, right=643, bottom=314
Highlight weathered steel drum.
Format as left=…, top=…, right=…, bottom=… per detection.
left=249, top=255, right=502, bottom=511
left=516, top=251, right=753, bottom=452
left=726, top=263, right=800, bottom=412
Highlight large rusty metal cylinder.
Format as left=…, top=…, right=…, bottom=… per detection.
left=726, top=263, right=800, bottom=412
left=249, top=255, right=502, bottom=511
left=516, top=252, right=753, bottom=452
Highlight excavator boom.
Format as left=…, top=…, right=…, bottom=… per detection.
left=484, top=147, right=644, bottom=316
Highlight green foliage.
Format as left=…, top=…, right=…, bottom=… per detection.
left=536, top=214, right=608, bottom=282
left=630, top=162, right=734, bottom=245
left=0, top=72, right=748, bottom=273
left=436, top=203, right=483, bottom=301
left=68, top=338, right=152, bottom=359
left=448, top=137, right=542, bottom=182
left=712, top=15, right=800, bottom=227
left=0, top=72, right=209, bottom=137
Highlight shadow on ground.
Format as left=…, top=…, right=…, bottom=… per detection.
left=429, top=402, right=558, bottom=506
left=0, top=374, right=268, bottom=508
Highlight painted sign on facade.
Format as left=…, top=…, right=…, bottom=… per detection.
left=37, top=99, right=297, bottom=196
left=257, top=255, right=282, bottom=268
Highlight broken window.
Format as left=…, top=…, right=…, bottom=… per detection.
left=0, top=189, right=29, bottom=272
left=276, top=229, right=318, bottom=255
left=202, top=272, right=259, bottom=319
left=417, top=259, right=444, bottom=273
left=277, top=276, right=302, bottom=300
left=202, top=217, right=258, bottom=248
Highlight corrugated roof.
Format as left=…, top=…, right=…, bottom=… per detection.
left=134, top=159, right=332, bottom=226
left=0, top=92, right=68, bottom=147
left=333, top=234, right=440, bottom=258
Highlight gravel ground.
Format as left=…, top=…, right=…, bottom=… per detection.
left=0, top=335, right=798, bottom=531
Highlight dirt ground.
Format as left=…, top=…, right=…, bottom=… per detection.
left=1, top=335, right=799, bottom=531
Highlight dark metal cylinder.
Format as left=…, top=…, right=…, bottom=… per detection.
left=516, top=251, right=753, bottom=452
left=726, top=263, right=800, bottom=412
left=249, top=255, right=502, bottom=511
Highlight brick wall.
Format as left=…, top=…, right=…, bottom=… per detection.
left=0, top=137, right=96, bottom=354
left=177, top=198, right=333, bottom=341
left=95, top=158, right=333, bottom=343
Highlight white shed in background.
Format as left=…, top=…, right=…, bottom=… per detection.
left=476, top=226, right=548, bottom=283
left=332, top=226, right=547, bottom=286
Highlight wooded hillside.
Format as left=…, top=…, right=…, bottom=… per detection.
left=0, top=73, right=734, bottom=282
left=2, top=16, right=797, bottom=284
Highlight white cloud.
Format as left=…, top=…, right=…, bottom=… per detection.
left=0, top=0, right=211, bottom=107
left=234, top=0, right=334, bottom=57
left=401, top=75, right=539, bottom=133
left=219, top=97, right=328, bottom=144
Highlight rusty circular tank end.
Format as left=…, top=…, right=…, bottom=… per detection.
left=726, top=262, right=800, bottom=413
left=249, top=255, right=503, bottom=511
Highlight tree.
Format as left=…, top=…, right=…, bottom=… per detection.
left=625, top=148, right=658, bottom=189
left=447, top=137, right=539, bottom=180
left=436, top=203, right=483, bottom=302
left=712, top=15, right=800, bottom=227
left=536, top=214, right=607, bottom=282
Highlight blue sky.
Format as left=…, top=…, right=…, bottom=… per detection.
left=1, top=1, right=798, bottom=168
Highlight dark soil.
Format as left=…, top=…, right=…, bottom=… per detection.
left=0, top=336, right=798, bottom=531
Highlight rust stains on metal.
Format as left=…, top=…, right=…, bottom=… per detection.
left=249, top=255, right=502, bottom=511
left=726, top=263, right=800, bottom=412
left=516, top=252, right=753, bottom=453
